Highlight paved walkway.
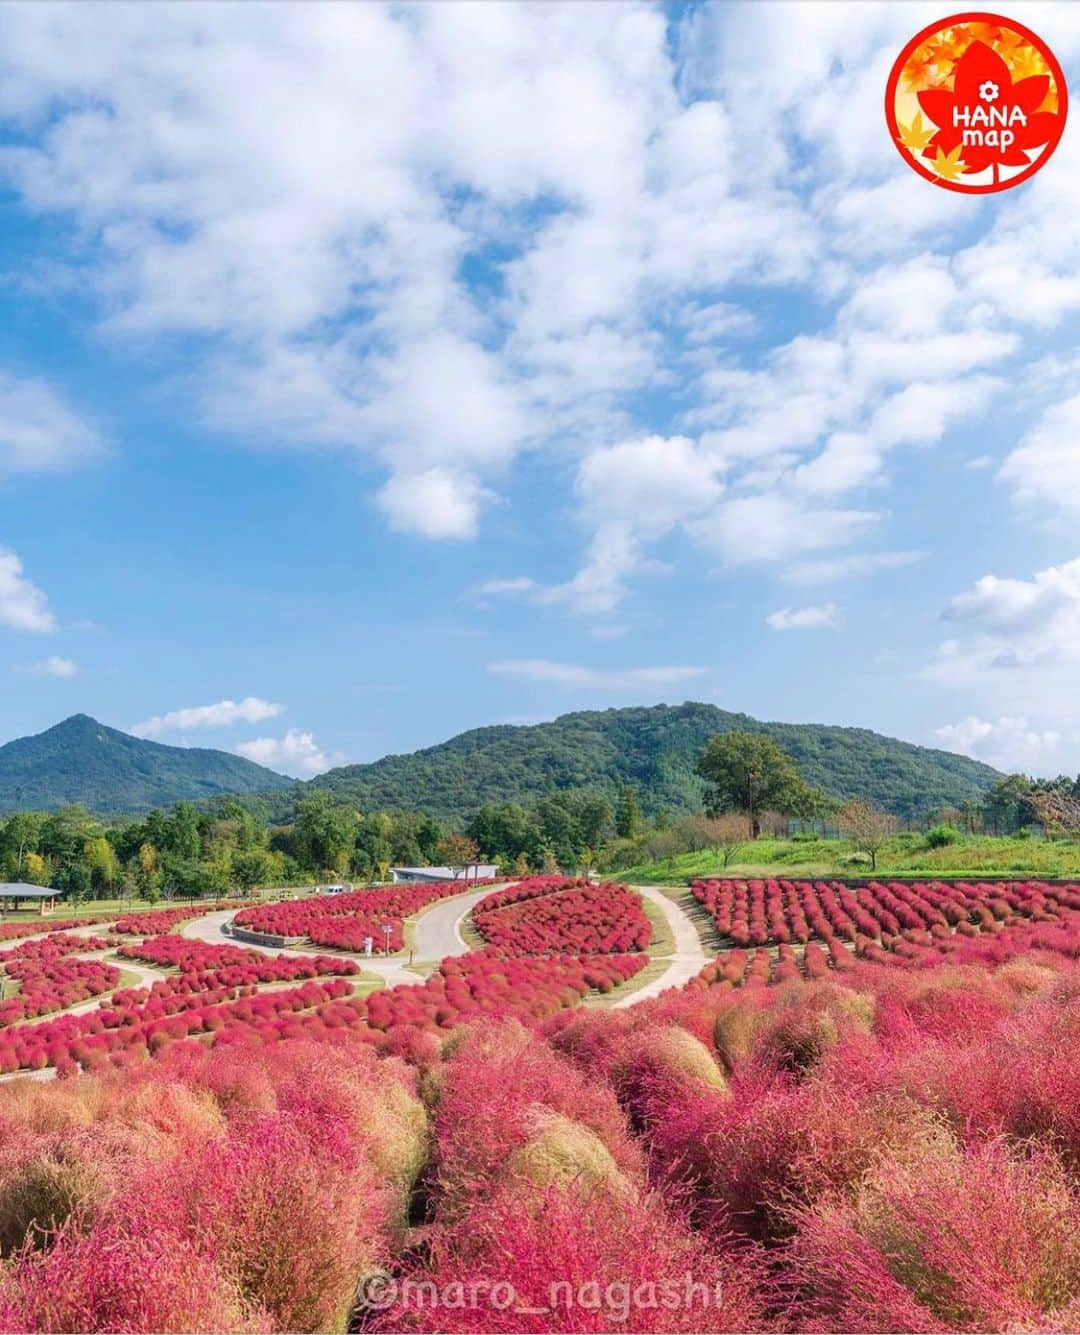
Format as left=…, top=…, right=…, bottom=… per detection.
left=613, top=886, right=709, bottom=1008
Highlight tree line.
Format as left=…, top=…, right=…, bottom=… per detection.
left=1, top=730, right=1076, bottom=900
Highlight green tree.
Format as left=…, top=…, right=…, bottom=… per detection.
left=695, top=731, right=815, bottom=837
left=614, top=786, right=641, bottom=839
left=58, top=861, right=91, bottom=906
left=84, top=836, right=120, bottom=894
left=436, top=833, right=480, bottom=867
left=294, top=792, right=357, bottom=875
left=232, top=848, right=270, bottom=894
left=982, top=774, right=1032, bottom=835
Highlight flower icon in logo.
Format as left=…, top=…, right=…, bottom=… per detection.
left=979, top=80, right=1000, bottom=102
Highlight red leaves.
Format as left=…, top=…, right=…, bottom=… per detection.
left=473, top=877, right=652, bottom=955
left=917, top=40, right=1059, bottom=174
left=235, top=879, right=494, bottom=952
left=112, top=902, right=247, bottom=936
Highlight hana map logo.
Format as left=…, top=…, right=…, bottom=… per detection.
left=886, top=11, right=1068, bottom=192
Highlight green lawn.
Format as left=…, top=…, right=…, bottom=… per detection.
left=614, top=834, right=1080, bottom=885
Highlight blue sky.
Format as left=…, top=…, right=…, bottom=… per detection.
left=0, top=0, right=1078, bottom=778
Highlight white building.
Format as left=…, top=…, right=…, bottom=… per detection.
left=390, top=864, right=497, bottom=884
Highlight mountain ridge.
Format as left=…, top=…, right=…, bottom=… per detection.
left=0, top=714, right=292, bottom=815
left=0, top=705, right=1002, bottom=821
left=298, top=701, right=1001, bottom=822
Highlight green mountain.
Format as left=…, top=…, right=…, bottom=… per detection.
left=301, top=702, right=1001, bottom=822
left=0, top=714, right=292, bottom=814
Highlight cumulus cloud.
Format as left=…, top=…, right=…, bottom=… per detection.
left=924, top=558, right=1080, bottom=771
left=2, top=0, right=1079, bottom=618
left=934, top=716, right=1066, bottom=776
left=766, top=603, right=841, bottom=632
left=488, top=658, right=707, bottom=691
left=378, top=469, right=486, bottom=541
left=132, top=696, right=284, bottom=738
left=998, top=394, right=1080, bottom=521
left=235, top=728, right=335, bottom=777
left=935, top=558, right=1080, bottom=672
left=0, top=548, right=56, bottom=633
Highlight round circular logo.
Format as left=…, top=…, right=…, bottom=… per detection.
left=885, top=11, right=1067, bottom=193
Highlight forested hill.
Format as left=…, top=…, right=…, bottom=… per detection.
left=300, top=702, right=1001, bottom=822
left=0, top=715, right=292, bottom=814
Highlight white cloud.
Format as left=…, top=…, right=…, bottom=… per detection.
left=0, top=372, right=103, bottom=473
left=16, top=655, right=77, bottom=678
left=923, top=559, right=1080, bottom=772
left=472, top=576, right=537, bottom=597
left=934, top=717, right=1065, bottom=777
left=488, top=658, right=707, bottom=691
left=998, top=394, right=1080, bottom=521
left=691, top=493, right=876, bottom=566
left=2, top=0, right=1079, bottom=619
left=0, top=548, right=56, bottom=633
left=784, top=549, right=925, bottom=585
left=236, top=728, right=334, bottom=777
left=533, top=434, right=725, bottom=614
left=132, top=696, right=284, bottom=738
left=766, top=603, right=841, bottom=632
left=378, top=469, right=486, bottom=541
left=940, top=558, right=1080, bottom=666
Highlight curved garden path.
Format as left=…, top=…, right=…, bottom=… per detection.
left=613, top=885, right=709, bottom=1007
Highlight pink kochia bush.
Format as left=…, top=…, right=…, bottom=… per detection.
left=111, top=902, right=248, bottom=936
left=692, top=876, right=1080, bottom=953
left=0, top=935, right=120, bottom=1027
left=0, top=1036, right=428, bottom=1333
left=0, top=918, right=99, bottom=945
left=472, top=877, right=652, bottom=954
left=11, top=878, right=1080, bottom=1330
left=235, top=880, right=496, bottom=952
left=117, top=933, right=359, bottom=983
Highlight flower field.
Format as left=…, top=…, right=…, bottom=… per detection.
left=472, top=876, right=652, bottom=954
left=111, top=902, right=249, bottom=936
left=3, top=877, right=1080, bottom=1331
left=0, top=932, right=120, bottom=1027
left=234, top=880, right=495, bottom=952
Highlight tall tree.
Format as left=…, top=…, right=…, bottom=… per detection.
left=615, top=786, right=641, bottom=839
left=695, top=731, right=814, bottom=837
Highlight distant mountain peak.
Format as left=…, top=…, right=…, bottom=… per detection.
left=0, top=715, right=292, bottom=815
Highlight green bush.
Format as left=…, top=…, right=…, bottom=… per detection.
left=925, top=824, right=959, bottom=849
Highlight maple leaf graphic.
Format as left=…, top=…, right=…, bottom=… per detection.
left=897, top=110, right=935, bottom=152
left=917, top=40, right=1059, bottom=176
left=932, top=144, right=966, bottom=180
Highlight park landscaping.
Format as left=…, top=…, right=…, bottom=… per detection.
left=1, top=874, right=1080, bottom=1329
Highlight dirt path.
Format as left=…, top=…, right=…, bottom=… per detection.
left=613, top=885, right=709, bottom=1008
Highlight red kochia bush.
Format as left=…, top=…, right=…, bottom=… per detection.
left=118, top=933, right=359, bottom=981
left=0, top=917, right=98, bottom=944
left=111, top=902, right=247, bottom=936
left=473, top=878, right=651, bottom=955
left=0, top=951, right=120, bottom=1027
left=235, top=880, right=495, bottom=952
left=374, top=1183, right=767, bottom=1334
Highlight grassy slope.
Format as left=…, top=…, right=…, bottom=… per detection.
left=616, top=834, right=1080, bottom=884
